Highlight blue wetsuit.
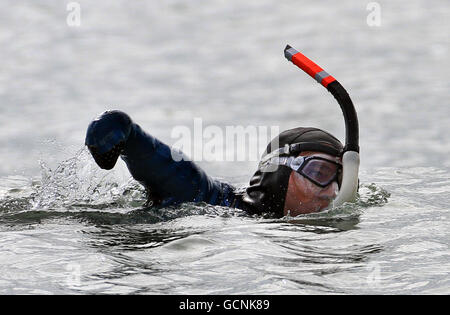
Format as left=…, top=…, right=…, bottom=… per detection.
left=121, top=122, right=243, bottom=208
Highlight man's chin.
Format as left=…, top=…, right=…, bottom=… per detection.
left=287, top=200, right=331, bottom=216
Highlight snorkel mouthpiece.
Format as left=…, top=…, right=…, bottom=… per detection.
left=284, top=45, right=360, bottom=208
left=332, top=150, right=359, bottom=207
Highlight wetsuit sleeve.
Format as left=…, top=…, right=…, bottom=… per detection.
left=120, top=123, right=237, bottom=207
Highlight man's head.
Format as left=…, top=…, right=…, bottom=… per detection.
left=243, top=127, right=343, bottom=217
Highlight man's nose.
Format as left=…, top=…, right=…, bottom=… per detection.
left=321, top=181, right=338, bottom=198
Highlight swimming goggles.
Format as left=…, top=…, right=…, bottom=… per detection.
left=265, top=155, right=342, bottom=188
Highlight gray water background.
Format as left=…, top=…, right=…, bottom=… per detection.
left=0, top=0, right=449, bottom=294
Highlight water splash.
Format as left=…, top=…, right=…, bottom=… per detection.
left=31, top=147, right=146, bottom=210
left=357, top=183, right=391, bottom=208
left=0, top=147, right=146, bottom=218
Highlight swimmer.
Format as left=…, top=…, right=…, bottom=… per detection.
left=85, top=45, right=360, bottom=217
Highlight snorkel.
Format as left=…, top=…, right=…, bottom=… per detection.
left=284, top=45, right=360, bottom=208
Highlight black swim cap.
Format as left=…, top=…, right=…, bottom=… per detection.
left=242, top=127, right=343, bottom=216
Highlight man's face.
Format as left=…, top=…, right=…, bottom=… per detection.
left=283, top=151, right=341, bottom=216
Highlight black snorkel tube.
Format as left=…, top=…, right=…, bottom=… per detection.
left=284, top=45, right=360, bottom=207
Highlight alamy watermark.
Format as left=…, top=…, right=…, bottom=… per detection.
left=170, top=118, right=279, bottom=164
left=366, top=2, right=381, bottom=27
left=66, top=2, right=81, bottom=27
